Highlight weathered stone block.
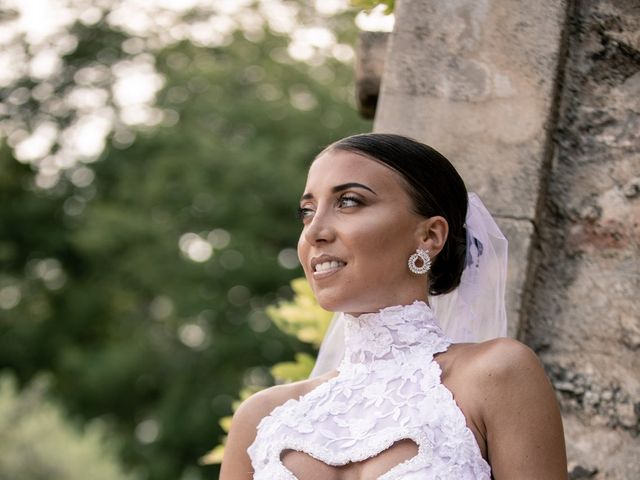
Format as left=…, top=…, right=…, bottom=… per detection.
left=372, top=0, right=640, bottom=475
left=525, top=1, right=640, bottom=477
left=374, top=0, right=568, bottom=219
left=355, top=31, right=389, bottom=119
left=374, top=0, right=569, bottom=336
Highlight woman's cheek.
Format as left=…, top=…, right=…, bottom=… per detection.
left=297, top=236, right=308, bottom=269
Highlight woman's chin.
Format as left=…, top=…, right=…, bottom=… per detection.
left=315, top=294, right=371, bottom=315
left=314, top=293, right=350, bottom=313
left=315, top=298, right=341, bottom=313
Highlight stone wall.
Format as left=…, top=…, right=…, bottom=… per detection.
left=373, top=0, right=569, bottom=338
left=524, top=1, right=640, bottom=478
left=370, top=0, right=640, bottom=477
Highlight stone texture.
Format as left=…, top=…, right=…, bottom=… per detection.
left=371, top=0, right=640, bottom=476
left=355, top=32, right=389, bottom=120
left=374, top=0, right=569, bottom=335
left=524, top=1, right=640, bottom=477
left=375, top=0, right=568, bottom=219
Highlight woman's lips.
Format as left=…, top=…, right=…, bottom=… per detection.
left=312, top=261, right=346, bottom=279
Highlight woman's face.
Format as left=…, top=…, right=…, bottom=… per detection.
left=297, top=148, right=436, bottom=315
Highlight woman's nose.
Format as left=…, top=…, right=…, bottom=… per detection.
left=303, top=209, right=335, bottom=245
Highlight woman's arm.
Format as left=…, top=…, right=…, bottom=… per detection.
left=219, top=395, right=260, bottom=480
left=476, top=338, right=567, bottom=479
left=219, top=383, right=299, bottom=480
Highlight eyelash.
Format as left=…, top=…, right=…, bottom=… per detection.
left=296, top=207, right=312, bottom=222
left=296, top=195, right=362, bottom=221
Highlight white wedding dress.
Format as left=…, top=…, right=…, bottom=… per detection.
left=247, top=301, right=492, bottom=479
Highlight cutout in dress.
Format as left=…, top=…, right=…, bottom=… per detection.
left=281, top=438, right=419, bottom=479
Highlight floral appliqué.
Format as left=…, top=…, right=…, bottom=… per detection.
left=247, top=301, right=491, bottom=479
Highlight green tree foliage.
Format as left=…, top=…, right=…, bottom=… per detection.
left=0, top=2, right=371, bottom=479
left=350, top=0, right=395, bottom=14
left=0, top=372, right=139, bottom=480
left=265, top=277, right=334, bottom=348
left=204, top=276, right=333, bottom=465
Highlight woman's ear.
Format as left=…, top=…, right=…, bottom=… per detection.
left=416, top=216, right=448, bottom=256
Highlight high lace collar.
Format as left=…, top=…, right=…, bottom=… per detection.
left=341, top=300, right=451, bottom=366
left=249, top=300, right=492, bottom=479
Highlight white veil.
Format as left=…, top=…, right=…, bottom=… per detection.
left=310, top=193, right=508, bottom=378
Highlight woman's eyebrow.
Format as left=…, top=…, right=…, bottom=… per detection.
left=300, top=182, right=377, bottom=201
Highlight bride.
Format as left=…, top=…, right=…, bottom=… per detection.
left=220, top=133, right=567, bottom=479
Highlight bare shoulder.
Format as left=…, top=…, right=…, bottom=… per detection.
left=449, top=338, right=567, bottom=478
left=459, top=336, right=537, bottom=361
left=450, top=337, right=543, bottom=385
left=442, top=338, right=548, bottom=428
left=219, top=382, right=299, bottom=480
left=219, top=371, right=337, bottom=480
left=230, top=374, right=323, bottom=441
left=232, top=382, right=299, bottom=431
left=234, top=369, right=337, bottom=428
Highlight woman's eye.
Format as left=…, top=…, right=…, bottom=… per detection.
left=297, top=196, right=360, bottom=222
left=296, top=207, right=314, bottom=221
left=338, top=196, right=361, bottom=208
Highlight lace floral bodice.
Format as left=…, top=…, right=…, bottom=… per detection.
left=247, top=301, right=491, bottom=479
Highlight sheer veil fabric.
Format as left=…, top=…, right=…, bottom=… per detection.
left=310, top=193, right=508, bottom=378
